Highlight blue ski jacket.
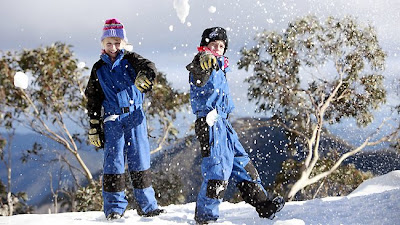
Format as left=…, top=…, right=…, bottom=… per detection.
left=188, top=53, right=235, bottom=118
left=85, top=50, right=157, bottom=119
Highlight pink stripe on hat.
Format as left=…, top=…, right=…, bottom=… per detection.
left=103, top=24, right=124, bottom=30
left=101, top=18, right=128, bottom=42
left=103, top=18, right=124, bottom=30
left=104, top=18, right=122, bottom=25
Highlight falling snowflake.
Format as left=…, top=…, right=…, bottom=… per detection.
left=208, top=6, right=217, bottom=13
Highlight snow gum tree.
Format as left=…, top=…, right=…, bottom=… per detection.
left=0, top=43, right=90, bottom=214
left=238, top=16, right=400, bottom=200
left=1, top=43, right=94, bottom=186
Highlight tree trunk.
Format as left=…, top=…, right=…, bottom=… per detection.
left=53, top=194, right=58, bottom=214
left=313, top=178, right=326, bottom=199
left=7, top=167, right=13, bottom=216
left=73, top=151, right=94, bottom=186
left=287, top=171, right=309, bottom=200
left=287, top=129, right=393, bottom=200
left=7, top=133, right=13, bottom=216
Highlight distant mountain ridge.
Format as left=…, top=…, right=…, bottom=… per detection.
left=0, top=132, right=103, bottom=207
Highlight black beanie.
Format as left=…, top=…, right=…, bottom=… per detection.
left=200, top=27, right=228, bottom=54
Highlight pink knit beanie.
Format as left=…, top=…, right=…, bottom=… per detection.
left=101, top=18, right=128, bottom=42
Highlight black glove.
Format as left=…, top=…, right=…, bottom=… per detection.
left=135, top=71, right=154, bottom=93
left=88, top=119, right=104, bottom=148
left=199, top=51, right=217, bottom=70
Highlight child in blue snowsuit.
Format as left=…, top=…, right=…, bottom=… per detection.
left=85, top=18, right=164, bottom=220
left=187, top=27, right=285, bottom=224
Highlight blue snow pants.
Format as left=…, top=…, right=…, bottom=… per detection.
left=102, top=108, right=158, bottom=217
left=194, top=115, right=269, bottom=222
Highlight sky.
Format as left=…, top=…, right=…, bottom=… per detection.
left=1, top=0, right=400, bottom=135
left=1, top=170, right=399, bottom=224
left=2, top=0, right=399, bottom=89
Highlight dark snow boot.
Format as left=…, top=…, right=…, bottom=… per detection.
left=137, top=208, right=166, bottom=217
left=195, top=220, right=214, bottom=225
left=194, top=217, right=217, bottom=225
left=106, top=212, right=123, bottom=221
left=257, top=196, right=285, bottom=219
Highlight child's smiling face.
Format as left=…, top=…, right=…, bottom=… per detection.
left=102, top=37, right=123, bottom=60
left=207, top=40, right=225, bottom=56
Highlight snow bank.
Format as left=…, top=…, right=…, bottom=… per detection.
left=348, top=170, right=400, bottom=197
left=1, top=171, right=399, bottom=224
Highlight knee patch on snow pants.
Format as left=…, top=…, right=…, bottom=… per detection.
left=195, top=117, right=211, bottom=157
left=206, top=179, right=228, bottom=199
left=130, top=169, right=152, bottom=189
left=103, top=173, right=126, bottom=192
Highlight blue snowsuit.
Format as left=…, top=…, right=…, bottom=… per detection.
left=85, top=49, right=159, bottom=217
left=187, top=53, right=271, bottom=222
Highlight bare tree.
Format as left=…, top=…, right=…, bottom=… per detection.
left=5, top=131, right=14, bottom=216
left=48, top=168, right=61, bottom=214
left=0, top=129, right=30, bottom=215
left=0, top=130, right=16, bottom=216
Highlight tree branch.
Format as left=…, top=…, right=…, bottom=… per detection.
left=150, top=120, right=172, bottom=155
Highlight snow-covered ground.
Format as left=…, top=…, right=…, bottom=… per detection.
left=1, top=170, right=399, bottom=225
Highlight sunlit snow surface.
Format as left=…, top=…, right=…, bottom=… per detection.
left=1, top=171, right=399, bottom=225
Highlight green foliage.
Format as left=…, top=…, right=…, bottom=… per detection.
left=152, top=170, right=186, bottom=206
left=0, top=179, right=32, bottom=215
left=75, top=178, right=103, bottom=212
left=238, top=15, right=387, bottom=130
left=1, top=43, right=94, bottom=212
left=145, top=72, right=190, bottom=147
left=392, top=133, right=400, bottom=153
left=74, top=169, right=186, bottom=212
left=18, top=42, right=87, bottom=116
left=238, top=15, right=389, bottom=198
left=0, top=42, right=89, bottom=160
left=0, top=42, right=96, bottom=188
left=0, top=137, right=5, bottom=160
left=0, top=51, right=27, bottom=129
left=392, top=105, right=400, bottom=152
left=146, top=72, right=189, bottom=118
left=1, top=43, right=88, bottom=125
left=0, top=181, right=5, bottom=195
left=274, top=156, right=373, bottom=200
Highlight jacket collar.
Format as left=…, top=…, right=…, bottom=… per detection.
left=100, top=49, right=126, bottom=68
